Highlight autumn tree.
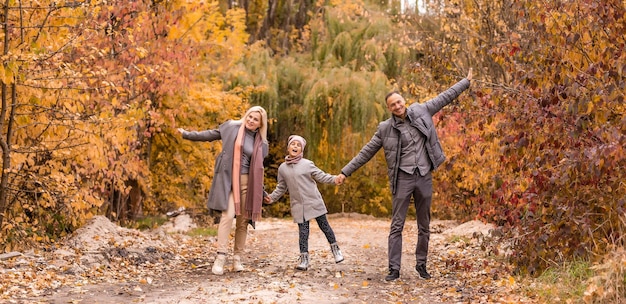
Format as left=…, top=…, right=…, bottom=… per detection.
left=0, top=0, right=237, bottom=250
left=0, top=0, right=110, bottom=250
left=149, top=2, right=251, bottom=217
left=400, top=0, right=625, bottom=274
left=487, top=0, right=625, bottom=274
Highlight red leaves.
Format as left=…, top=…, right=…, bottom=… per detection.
left=509, top=45, right=520, bottom=57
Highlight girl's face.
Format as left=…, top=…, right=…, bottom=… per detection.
left=245, top=112, right=262, bottom=131
left=288, top=140, right=303, bottom=158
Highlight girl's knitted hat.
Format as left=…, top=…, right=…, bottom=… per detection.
left=288, top=135, right=306, bottom=150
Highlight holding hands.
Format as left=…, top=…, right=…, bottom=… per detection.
left=335, top=174, right=346, bottom=185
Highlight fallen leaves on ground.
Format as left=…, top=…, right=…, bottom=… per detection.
left=0, top=214, right=538, bottom=303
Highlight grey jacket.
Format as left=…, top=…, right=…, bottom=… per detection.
left=182, top=120, right=269, bottom=211
left=268, top=159, right=336, bottom=223
left=341, top=78, right=470, bottom=194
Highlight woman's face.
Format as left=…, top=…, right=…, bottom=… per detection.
left=288, top=140, right=303, bottom=158
left=245, top=111, right=262, bottom=131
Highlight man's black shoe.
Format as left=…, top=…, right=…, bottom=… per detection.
left=385, top=269, right=400, bottom=281
left=415, top=264, right=431, bottom=279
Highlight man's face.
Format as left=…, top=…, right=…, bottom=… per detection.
left=386, top=93, right=407, bottom=118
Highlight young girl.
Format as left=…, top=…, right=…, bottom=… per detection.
left=264, top=135, right=344, bottom=270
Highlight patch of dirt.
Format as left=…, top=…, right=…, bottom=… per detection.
left=1, top=213, right=536, bottom=303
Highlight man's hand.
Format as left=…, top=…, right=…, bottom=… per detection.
left=466, top=68, right=473, bottom=81
left=177, top=128, right=187, bottom=134
left=263, top=196, right=271, bottom=204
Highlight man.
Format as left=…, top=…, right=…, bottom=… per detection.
left=336, top=69, right=473, bottom=281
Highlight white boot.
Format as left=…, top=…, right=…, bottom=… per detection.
left=295, top=252, right=309, bottom=271
left=212, top=254, right=226, bottom=275
left=330, top=242, right=344, bottom=263
left=233, top=255, right=244, bottom=272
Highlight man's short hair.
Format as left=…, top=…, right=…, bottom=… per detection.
left=385, top=91, right=401, bottom=103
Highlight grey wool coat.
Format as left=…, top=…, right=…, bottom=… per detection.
left=268, top=159, right=337, bottom=223
left=181, top=120, right=269, bottom=211
left=341, top=78, right=471, bottom=195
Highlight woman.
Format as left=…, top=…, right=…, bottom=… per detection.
left=178, top=106, right=269, bottom=275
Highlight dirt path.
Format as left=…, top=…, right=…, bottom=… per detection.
left=2, top=214, right=536, bottom=303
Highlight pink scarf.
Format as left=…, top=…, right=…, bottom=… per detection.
left=285, top=153, right=302, bottom=164
left=232, top=124, right=264, bottom=221
left=246, top=136, right=264, bottom=221
left=232, top=125, right=245, bottom=215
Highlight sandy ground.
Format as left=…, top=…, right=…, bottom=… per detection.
left=2, top=213, right=534, bottom=304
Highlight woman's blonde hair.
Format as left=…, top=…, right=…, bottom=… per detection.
left=241, top=106, right=268, bottom=143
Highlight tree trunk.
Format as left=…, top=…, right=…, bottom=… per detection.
left=0, top=0, right=14, bottom=228
left=257, top=0, right=278, bottom=41
left=0, top=82, right=8, bottom=228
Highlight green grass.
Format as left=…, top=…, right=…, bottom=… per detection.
left=447, top=235, right=470, bottom=244
left=186, top=227, right=218, bottom=237
left=132, top=216, right=169, bottom=230
left=124, top=215, right=217, bottom=236
left=530, top=259, right=594, bottom=303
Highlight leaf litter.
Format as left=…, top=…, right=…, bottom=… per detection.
left=1, top=213, right=537, bottom=303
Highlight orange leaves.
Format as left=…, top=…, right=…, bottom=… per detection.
left=168, top=7, right=208, bottom=42
left=407, top=0, right=626, bottom=278
left=489, top=0, right=626, bottom=275
left=0, top=63, right=16, bottom=84
left=1, top=0, right=224, bottom=250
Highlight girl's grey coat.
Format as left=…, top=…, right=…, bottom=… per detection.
left=182, top=120, right=269, bottom=211
left=268, top=159, right=336, bottom=223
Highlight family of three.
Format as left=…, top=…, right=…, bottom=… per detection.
left=177, top=69, right=472, bottom=281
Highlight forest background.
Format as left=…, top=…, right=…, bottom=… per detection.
left=0, top=0, right=624, bottom=298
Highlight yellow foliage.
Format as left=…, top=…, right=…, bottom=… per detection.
left=1, top=64, right=15, bottom=84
